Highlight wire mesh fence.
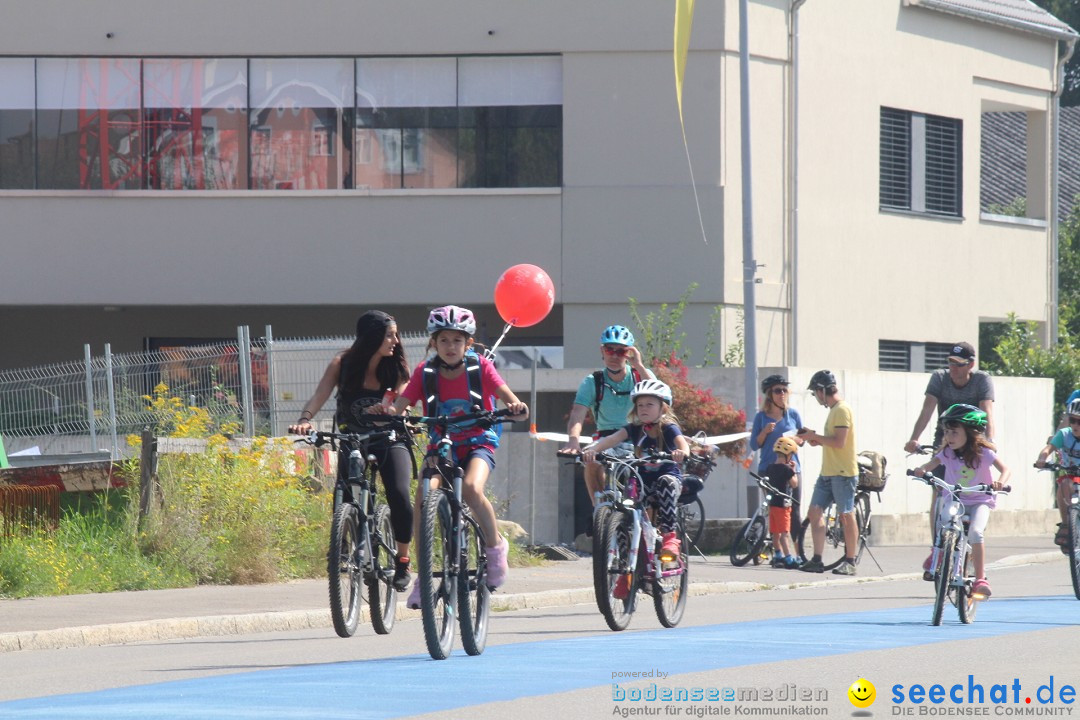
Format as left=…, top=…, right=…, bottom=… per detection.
left=0, top=327, right=431, bottom=458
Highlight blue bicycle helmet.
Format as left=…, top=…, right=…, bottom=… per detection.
left=600, top=325, right=635, bottom=346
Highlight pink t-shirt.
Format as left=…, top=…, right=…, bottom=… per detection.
left=936, top=446, right=998, bottom=508
left=402, top=354, right=505, bottom=446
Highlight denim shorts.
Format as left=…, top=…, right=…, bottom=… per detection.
left=810, top=475, right=857, bottom=514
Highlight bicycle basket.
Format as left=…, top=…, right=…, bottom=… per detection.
left=856, top=450, right=888, bottom=491
left=683, top=452, right=716, bottom=482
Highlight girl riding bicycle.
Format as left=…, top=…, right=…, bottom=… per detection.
left=911, top=403, right=1011, bottom=599
left=386, top=305, right=528, bottom=605
left=584, top=379, right=689, bottom=588
left=1034, top=398, right=1080, bottom=551
left=288, top=310, right=414, bottom=592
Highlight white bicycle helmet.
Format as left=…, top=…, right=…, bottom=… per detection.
left=630, top=379, right=672, bottom=405
left=1068, top=398, right=1080, bottom=418
left=426, top=305, right=476, bottom=336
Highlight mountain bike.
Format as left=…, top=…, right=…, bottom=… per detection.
left=412, top=407, right=515, bottom=659
left=587, top=451, right=690, bottom=631
left=795, top=452, right=886, bottom=572
left=908, top=469, right=1010, bottom=625
left=729, top=473, right=797, bottom=566
left=1036, top=462, right=1080, bottom=600
left=297, top=422, right=403, bottom=638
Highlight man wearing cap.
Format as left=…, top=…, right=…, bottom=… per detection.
left=904, top=341, right=995, bottom=549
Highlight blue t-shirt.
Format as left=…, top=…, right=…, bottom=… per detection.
left=625, top=423, right=683, bottom=483
left=750, top=408, right=803, bottom=473
left=1050, top=427, right=1080, bottom=470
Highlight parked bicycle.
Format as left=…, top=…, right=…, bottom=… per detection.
left=729, top=472, right=798, bottom=566
left=795, top=451, right=887, bottom=572
left=297, top=422, right=403, bottom=638
left=587, top=450, right=690, bottom=631
left=1035, top=462, right=1080, bottom=600
left=908, top=469, right=1010, bottom=625
left=679, top=433, right=718, bottom=548
left=412, top=407, right=515, bottom=659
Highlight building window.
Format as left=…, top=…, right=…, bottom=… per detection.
left=879, top=340, right=956, bottom=372
left=0, top=58, right=35, bottom=189
left=979, top=109, right=1047, bottom=220
left=880, top=107, right=962, bottom=217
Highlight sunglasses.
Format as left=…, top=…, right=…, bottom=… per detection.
left=1069, top=418, right=1080, bottom=427
left=771, top=387, right=789, bottom=395
left=947, top=359, right=972, bottom=367
left=603, top=346, right=628, bottom=356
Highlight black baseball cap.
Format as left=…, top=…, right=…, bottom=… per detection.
left=948, top=342, right=975, bottom=363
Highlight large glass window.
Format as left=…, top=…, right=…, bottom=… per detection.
left=356, top=57, right=457, bottom=189
left=37, top=58, right=142, bottom=189
left=143, top=59, right=248, bottom=190
left=0, top=59, right=35, bottom=189
left=249, top=59, right=353, bottom=190
left=458, top=56, right=562, bottom=188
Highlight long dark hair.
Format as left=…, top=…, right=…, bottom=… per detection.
left=339, top=311, right=409, bottom=393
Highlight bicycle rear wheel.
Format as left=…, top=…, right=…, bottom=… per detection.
left=957, top=542, right=977, bottom=624
left=328, top=503, right=363, bottom=638
left=653, top=525, right=688, bottom=628
left=596, top=511, right=636, bottom=631
left=679, top=496, right=706, bottom=548
left=796, top=505, right=847, bottom=570
left=1069, top=504, right=1080, bottom=601
left=367, top=504, right=397, bottom=635
left=729, top=515, right=766, bottom=567
left=419, top=489, right=456, bottom=659
left=931, top=531, right=955, bottom=627
left=457, top=516, right=490, bottom=656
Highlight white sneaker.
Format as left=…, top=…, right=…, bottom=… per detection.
left=486, top=535, right=509, bottom=588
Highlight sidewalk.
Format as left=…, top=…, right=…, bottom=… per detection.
left=0, top=536, right=1061, bottom=653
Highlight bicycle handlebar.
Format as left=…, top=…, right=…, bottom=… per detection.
left=906, top=469, right=1010, bottom=495
left=747, top=471, right=799, bottom=505
left=296, top=428, right=397, bottom=449
left=411, top=406, right=518, bottom=431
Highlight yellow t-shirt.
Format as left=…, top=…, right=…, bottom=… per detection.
left=821, top=400, right=857, bottom=477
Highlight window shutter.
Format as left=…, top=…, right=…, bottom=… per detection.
left=925, top=115, right=961, bottom=215
left=880, top=108, right=911, bottom=210
left=878, top=340, right=911, bottom=371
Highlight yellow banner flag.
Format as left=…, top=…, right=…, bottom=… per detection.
left=674, top=0, right=695, bottom=125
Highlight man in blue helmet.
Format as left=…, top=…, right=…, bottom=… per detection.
left=561, top=325, right=655, bottom=506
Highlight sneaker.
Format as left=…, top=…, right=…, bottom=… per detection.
left=659, top=532, right=681, bottom=565
left=770, top=555, right=787, bottom=569
left=406, top=582, right=421, bottom=610
left=971, top=578, right=992, bottom=599
left=832, top=560, right=857, bottom=576
left=923, top=570, right=936, bottom=582
left=784, top=556, right=802, bottom=569
left=485, top=535, right=509, bottom=588
left=922, top=553, right=933, bottom=571
left=612, top=573, right=631, bottom=599
left=392, top=556, right=411, bottom=592
left=800, top=558, right=825, bottom=573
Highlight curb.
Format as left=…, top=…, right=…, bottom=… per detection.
left=0, top=551, right=1063, bottom=654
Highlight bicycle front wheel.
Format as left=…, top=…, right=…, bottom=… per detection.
left=679, top=496, right=706, bottom=548
left=419, top=489, right=457, bottom=659
left=729, top=516, right=766, bottom=567
left=457, top=516, right=490, bottom=656
left=957, top=542, right=977, bottom=624
left=1067, top=504, right=1080, bottom=601
left=328, top=503, right=363, bottom=638
left=367, top=504, right=397, bottom=635
left=591, top=504, right=613, bottom=603
left=596, top=511, right=636, bottom=631
left=931, top=531, right=955, bottom=627
left=653, top=525, right=688, bottom=628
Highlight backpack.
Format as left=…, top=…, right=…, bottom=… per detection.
left=591, top=367, right=642, bottom=420
left=856, top=450, right=888, bottom=491
left=422, top=352, right=484, bottom=416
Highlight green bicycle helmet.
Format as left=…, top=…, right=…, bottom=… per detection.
left=940, top=403, right=988, bottom=431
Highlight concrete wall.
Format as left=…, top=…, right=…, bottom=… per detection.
left=496, top=366, right=1056, bottom=544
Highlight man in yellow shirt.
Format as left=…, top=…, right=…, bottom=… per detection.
left=799, top=370, right=859, bottom=576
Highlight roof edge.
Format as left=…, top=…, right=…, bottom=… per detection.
left=907, top=0, right=1079, bottom=42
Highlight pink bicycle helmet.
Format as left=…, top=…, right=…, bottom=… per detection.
left=426, top=305, right=476, bottom=336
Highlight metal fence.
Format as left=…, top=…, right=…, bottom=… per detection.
left=0, top=326, right=431, bottom=458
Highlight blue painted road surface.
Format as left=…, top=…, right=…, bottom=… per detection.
left=1, top=596, right=1076, bottom=719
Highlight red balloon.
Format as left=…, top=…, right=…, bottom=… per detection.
left=494, top=264, right=555, bottom=327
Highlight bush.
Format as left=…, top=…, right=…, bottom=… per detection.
left=651, top=353, right=746, bottom=460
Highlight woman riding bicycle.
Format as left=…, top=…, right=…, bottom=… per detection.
left=385, top=305, right=528, bottom=606
left=911, top=403, right=1010, bottom=599
left=288, top=310, right=414, bottom=592
left=584, top=379, right=689, bottom=596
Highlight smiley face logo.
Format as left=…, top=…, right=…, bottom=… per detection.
left=848, top=678, right=876, bottom=708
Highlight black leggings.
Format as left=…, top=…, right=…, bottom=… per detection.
left=339, top=442, right=414, bottom=546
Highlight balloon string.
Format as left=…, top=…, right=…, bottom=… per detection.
left=483, top=322, right=514, bottom=360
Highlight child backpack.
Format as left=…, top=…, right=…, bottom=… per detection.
left=591, top=367, right=642, bottom=420
left=856, top=450, right=888, bottom=491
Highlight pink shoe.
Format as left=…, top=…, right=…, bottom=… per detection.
left=922, top=553, right=933, bottom=571
left=485, top=535, right=509, bottom=588
left=612, top=573, right=630, bottom=600
left=406, top=582, right=421, bottom=610
left=971, top=578, right=992, bottom=599
left=660, top=532, right=681, bottom=566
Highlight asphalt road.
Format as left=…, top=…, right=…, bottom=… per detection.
left=1, top=556, right=1077, bottom=719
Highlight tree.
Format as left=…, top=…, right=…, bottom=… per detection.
left=1031, top=0, right=1080, bottom=107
